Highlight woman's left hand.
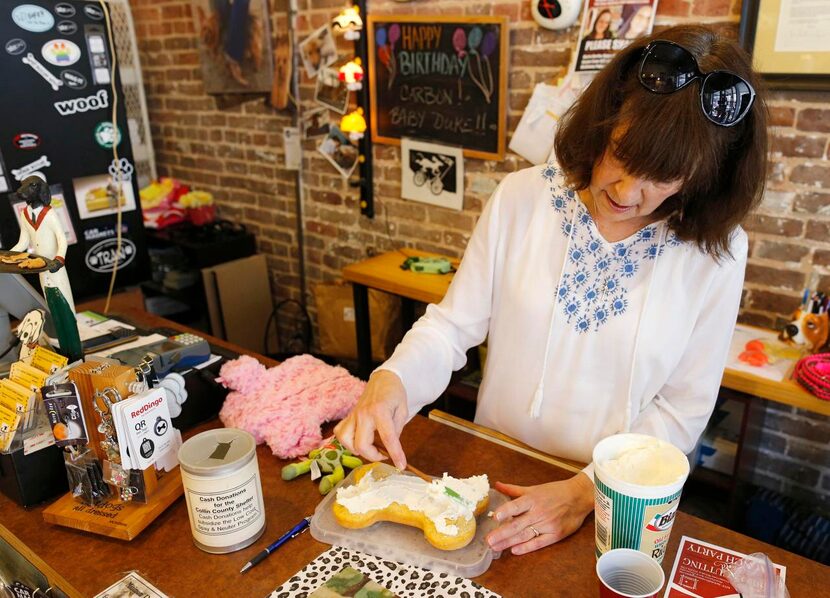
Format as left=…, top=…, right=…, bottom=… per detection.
left=486, top=472, right=595, bottom=555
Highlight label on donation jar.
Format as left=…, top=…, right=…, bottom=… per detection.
left=178, top=428, right=266, bottom=554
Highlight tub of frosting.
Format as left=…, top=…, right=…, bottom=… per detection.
left=592, top=433, right=690, bottom=563
left=310, top=463, right=507, bottom=578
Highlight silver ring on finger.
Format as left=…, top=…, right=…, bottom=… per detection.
left=528, top=525, right=540, bottom=539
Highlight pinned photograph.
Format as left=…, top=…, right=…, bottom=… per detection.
left=72, top=173, right=136, bottom=220
left=192, top=0, right=274, bottom=93
left=317, top=125, right=359, bottom=178
left=401, top=138, right=464, bottom=211
left=299, top=24, right=338, bottom=78
left=314, top=68, right=349, bottom=114
left=302, top=107, right=331, bottom=139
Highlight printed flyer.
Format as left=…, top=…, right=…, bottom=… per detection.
left=574, top=0, right=658, bottom=73
left=665, top=536, right=786, bottom=597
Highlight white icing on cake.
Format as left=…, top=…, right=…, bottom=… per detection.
left=600, top=437, right=688, bottom=486
left=335, top=470, right=489, bottom=536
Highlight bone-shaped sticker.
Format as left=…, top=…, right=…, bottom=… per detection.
left=21, top=53, right=62, bottom=91
left=12, top=155, right=51, bottom=181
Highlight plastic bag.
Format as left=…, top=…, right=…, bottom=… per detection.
left=724, top=553, right=789, bottom=598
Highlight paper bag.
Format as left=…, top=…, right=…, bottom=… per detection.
left=315, top=283, right=402, bottom=362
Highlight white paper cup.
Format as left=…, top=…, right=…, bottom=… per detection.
left=597, top=548, right=665, bottom=598
left=593, top=433, right=689, bottom=563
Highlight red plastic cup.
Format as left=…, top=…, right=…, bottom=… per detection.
left=597, top=548, right=665, bottom=598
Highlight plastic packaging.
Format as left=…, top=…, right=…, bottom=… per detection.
left=310, top=466, right=507, bottom=578
left=724, top=553, right=790, bottom=598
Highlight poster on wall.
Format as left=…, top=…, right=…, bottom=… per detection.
left=192, top=0, right=274, bottom=93
left=401, top=138, right=464, bottom=211
left=573, top=0, right=657, bottom=73
left=368, top=15, right=508, bottom=161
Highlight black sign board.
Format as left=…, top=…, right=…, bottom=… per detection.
left=368, top=15, right=507, bottom=160
left=0, top=0, right=148, bottom=299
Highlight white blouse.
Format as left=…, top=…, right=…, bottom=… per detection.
left=380, top=163, right=747, bottom=467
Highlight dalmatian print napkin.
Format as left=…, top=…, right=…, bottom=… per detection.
left=270, top=545, right=501, bottom=598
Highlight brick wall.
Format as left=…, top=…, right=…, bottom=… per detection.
left=129, top=0, right=301, bottom=302
left=129, top=0, right=829, bottom=513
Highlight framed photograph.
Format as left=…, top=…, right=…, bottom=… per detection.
left=302, top=107, right=331, bottom=139
left=401, top=138, right=464, bottom=211
left=299, top=24, right=338, bottom=78
left=314, top=71, right=350, bottom=114
left=740, top=0, right=830, bottom=90
left=192, top=0, right=274, bottom=94
left=317, top=125, right=359, bottom=178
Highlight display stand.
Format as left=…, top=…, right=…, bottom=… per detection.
left=42, top=469, right=182, bottom=541
left=42, top=359, right=183, bottom=541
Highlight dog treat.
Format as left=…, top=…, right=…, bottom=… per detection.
left=1, top=252, right=29, bottom=264
left=18, top=257, right=46, bottom=270
left=333, top=463, right=489, bottom=551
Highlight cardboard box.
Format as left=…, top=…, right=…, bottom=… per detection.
left=202, top=254, right=277, bottom=353
left=315, top=283, right=401, bottom=362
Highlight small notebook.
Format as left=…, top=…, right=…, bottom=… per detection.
left=271, top=545, right=501, bottom=598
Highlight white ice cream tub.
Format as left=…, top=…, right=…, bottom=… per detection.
left=178, top=428, right=266, bottom=554
left=592, top=433, right=689, bottom=564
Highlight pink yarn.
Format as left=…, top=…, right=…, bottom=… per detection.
left=217, top=354, right=364, bottom=458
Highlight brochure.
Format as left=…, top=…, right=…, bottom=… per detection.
left=665, top=536, right=786, bottom=598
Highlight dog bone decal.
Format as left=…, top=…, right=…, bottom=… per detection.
left=12, top=155, right=51, bottom=181
left=21, top=53, right=62, bottom=91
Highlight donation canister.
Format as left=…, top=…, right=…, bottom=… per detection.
left=178, top=428, right=265, bottom=553
left=593, top=433, right=689, bottom=563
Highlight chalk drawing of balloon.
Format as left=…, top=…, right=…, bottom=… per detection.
left=468, top=26, right=483, bottom=51
left=389, top=24, right=400, bottom=49
left=375, top=26, right=387, bottom=47
left=481, top=30, right=497, bottom=57
left=452, top=28, right=467, bottom=58
left=378, top=45, right=391, bottom=67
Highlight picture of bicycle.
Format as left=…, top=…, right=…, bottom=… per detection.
left=401, top=139, right=464, bottom=210
left=411, top=151, right=457, bottom=195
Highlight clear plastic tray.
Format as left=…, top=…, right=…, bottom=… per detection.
left=310, top=465, right=507, bottom=578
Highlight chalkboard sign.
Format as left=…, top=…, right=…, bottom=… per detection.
left=367, top=15, right=508, bottom=161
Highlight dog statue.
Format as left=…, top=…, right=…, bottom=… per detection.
left=779, top=305, right=829, bottom=354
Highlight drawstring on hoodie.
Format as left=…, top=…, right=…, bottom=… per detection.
left=529, top=200, right=578, bottom=418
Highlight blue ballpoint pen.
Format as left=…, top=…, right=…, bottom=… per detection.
left=240, top=517, right=311, bottom=573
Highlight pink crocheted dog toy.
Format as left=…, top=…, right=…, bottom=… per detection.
left=217, top=354, right=365, bottom=458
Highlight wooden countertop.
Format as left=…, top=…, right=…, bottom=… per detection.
left=342, top=251, right=830, bottom=417
left=3, top=413, right=829, bottom=597
left=1, top=292, right=826, bottom=596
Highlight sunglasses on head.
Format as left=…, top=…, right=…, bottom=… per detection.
left=637, top=40, right=756, bottom=127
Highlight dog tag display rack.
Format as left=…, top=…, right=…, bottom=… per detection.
left=42, top=362, right=183, bottom=541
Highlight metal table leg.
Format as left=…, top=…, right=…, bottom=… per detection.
left=352, top=283, right=372, bottom=380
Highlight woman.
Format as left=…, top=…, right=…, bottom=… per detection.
left=617, top=4, right=652, bottom=40
left=336, top=26, right=767, bottom=554
left=586, top=9, right=614, bottom=40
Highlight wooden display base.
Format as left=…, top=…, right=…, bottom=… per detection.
left=42, top=468, right=183, bottom=541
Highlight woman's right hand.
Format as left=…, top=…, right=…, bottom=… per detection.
left=334, top=369, right=409, bottom=470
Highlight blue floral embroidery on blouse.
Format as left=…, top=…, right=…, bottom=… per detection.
left=551, top=194, right=568, bottom=212
left=541, top=162, right=682, bottom=333
left=542, top=164, right=560, bottom=182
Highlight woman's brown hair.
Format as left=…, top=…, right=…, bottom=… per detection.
left=554, top=25, right=768, bottom=259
